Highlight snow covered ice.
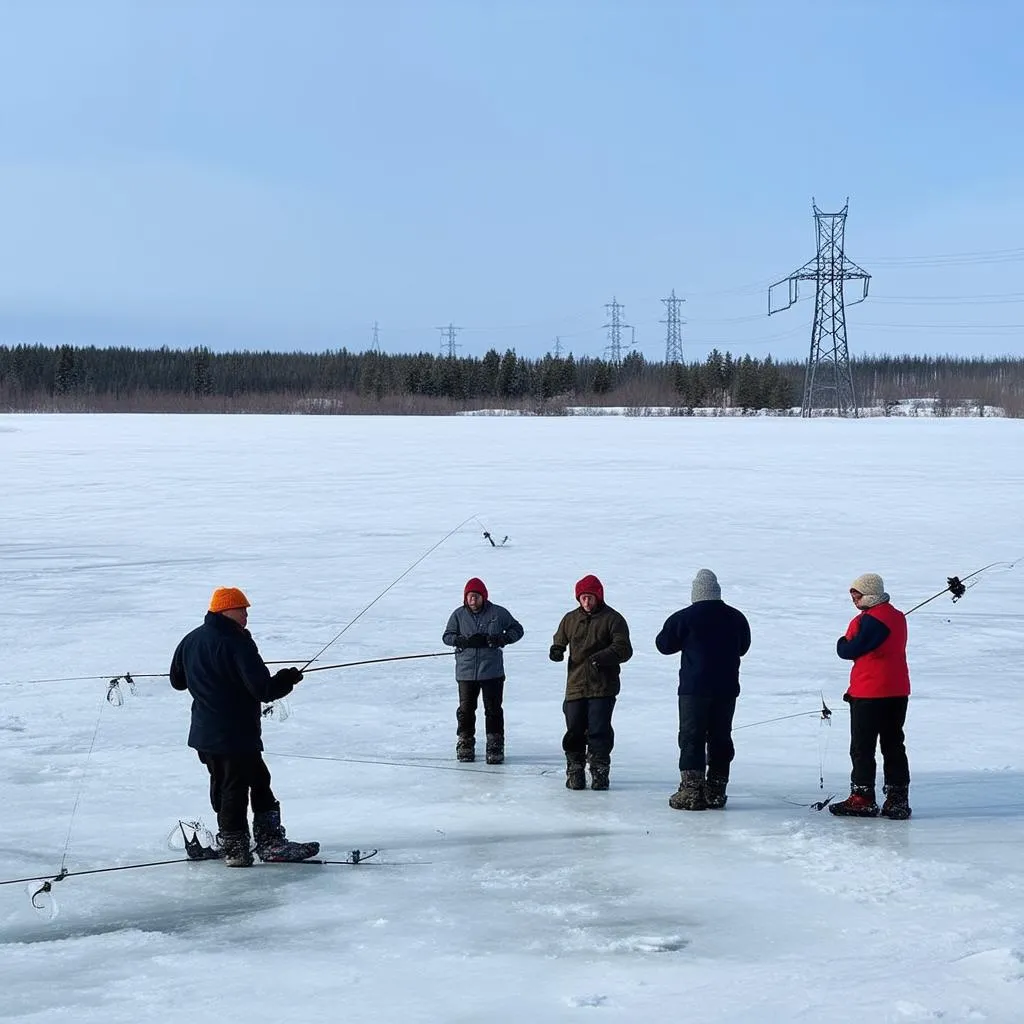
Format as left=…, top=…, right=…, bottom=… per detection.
left=1, top=413, right=1023, bottom=1023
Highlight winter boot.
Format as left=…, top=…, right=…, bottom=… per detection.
left=485, top=734, right=505, bottom=765
left=828, top=785, right=880, bottom=818
left=669, top=770, right=708, bottom=811
left=219, top=829, right=254, bottom=868
left=456, top=737, right=475, bottom=763
left=589, top=755, right=610, bottom=791
left=252, top=806, right=320, bottom=862
left=565, top=752, right=586, bottom=790
left=880, top=784, right=912, bottom=820
left=704, top=772, right=729, bottom=809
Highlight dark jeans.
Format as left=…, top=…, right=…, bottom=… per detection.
left=198, top=751, right=278, bottom=833
left=457, top=677, right=505, bottom=739
left=562, top=696, right=616, bottom=760
left=847, top=696, right=910, bottom=789
left=678, top=695, right=737, bottom=775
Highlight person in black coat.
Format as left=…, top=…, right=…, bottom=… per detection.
left=170, top=586, right=319, bottom=866
left=656, top=569, right=751, bottom=811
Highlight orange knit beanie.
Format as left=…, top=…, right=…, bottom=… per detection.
left=209, top=587, right=251, bottom=613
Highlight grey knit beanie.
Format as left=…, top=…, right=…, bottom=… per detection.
left=691, top=568, right=722, bottom=603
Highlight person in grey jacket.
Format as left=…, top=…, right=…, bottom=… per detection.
left=442, top=577, right=524, bottom=763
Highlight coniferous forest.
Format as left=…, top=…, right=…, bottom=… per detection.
left=1, top=343, right=1021, bottom=416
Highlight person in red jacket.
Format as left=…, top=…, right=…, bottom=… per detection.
left=829, top=573, right=912, bottom=820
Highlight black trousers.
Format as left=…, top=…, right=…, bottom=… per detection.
left=198, top=751, right=278, bottom=833
left=457, top=677, right=505, bottom=739
left=677, top=695, right=737, bottom=775
left=562, top=696, right=616, bottom=760
left=847, top=696, right=910, bottom=789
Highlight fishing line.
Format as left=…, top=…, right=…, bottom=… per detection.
left=299, top=513, right=482, bottom=673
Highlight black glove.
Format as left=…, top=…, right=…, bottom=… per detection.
left=549, top=645, right=565, bottom=662
left=465, top=633, right=488, bottom=648
left=454, top=635, right=471, bottom=649
left=487, top=633, right=508, bottom=648
left=272, top=666, right=303, bottom=686
left=590, top=649, right=617, bottom=669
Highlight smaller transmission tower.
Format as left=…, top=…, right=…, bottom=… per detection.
left=603, top=297, right=632, bottom=364
left=552, top=336, right=563, bottom=358
left=436, top=322, right=462, bottom=358
left=371, top=321, right=382, bottom=353
left=768, top=199, right=870, bottom=417
left=661, top=289, right=685, bottom=364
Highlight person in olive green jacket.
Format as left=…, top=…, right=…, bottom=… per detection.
left=549, top=574, right=633, bottom=791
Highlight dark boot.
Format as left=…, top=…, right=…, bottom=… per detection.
left=704, top=772, right=729, bottom=809
left=669, top=770, right=707, bottom=810
left=456, top=737, right=475, bottom=763
left=589, top=755, right=610, bottom=791
left=219, top=829, right=254, bottom=868
left=829, top=785, right=880, bottom=817
left=880, top=784, right=912, bottom=820
left=252, top=806, right=320, bottom=862
left=485, top=734, right=504, bottom=765
left=565, top=752, right=586, bottom=790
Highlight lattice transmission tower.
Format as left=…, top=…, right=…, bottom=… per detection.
left=371, top=321, right=382, bottom=353
left=661, top=289, right=685, bottom=363
left=769, top=199, right=871, bottom=417
left=437, top=323, right=462, bottom=358
left=603, top=297, right=633, bottom=364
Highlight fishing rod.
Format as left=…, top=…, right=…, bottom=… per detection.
left=299, top=513, right=482, bottom=673
left=302, top=651, right=453, bottom=674
left=905, top=556, right=1022, bottom=615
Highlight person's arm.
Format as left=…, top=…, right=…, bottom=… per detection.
left=169, top=640, right=188, bottom=691
left=837, top=615, right=890, bottom=660
left=737, top=612, right=751, bottom=658
left=655, top=610, right=685, bottom=655
left=442, top=610, right=467, bottom=648
left=498, top=610, right=524, bottom=646
left=233, top=636, right=298, bottom=701
left=549, top=614, right=569, bottom=661
left=593, top=612, right=633, bottom=667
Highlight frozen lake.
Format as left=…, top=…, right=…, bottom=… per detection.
left=1, top=413, right=1023, bottom=1023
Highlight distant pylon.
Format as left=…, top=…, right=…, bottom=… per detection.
left=552, top=336, right=563, bottom=358
left=371, top=321, right=381, bottom=353
left=436, top=323, right=462, bottom=358
left=768, top=199, right=870, bottom=417
left=603, top=297, right=632, bottom=364
left=661, top=289, right=685, bottom=364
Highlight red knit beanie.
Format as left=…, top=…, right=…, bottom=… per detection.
left=574, top=574, right=604, bottom=603
left=464, top=577, right=488, bottom=602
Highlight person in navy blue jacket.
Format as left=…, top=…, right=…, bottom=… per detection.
left=170, top=587, right=319, bottom=867
left=656, top=569, right=751, bottom=811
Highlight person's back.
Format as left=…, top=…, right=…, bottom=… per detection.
left=656, top=599, right=751, bottom=698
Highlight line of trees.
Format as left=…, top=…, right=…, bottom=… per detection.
left=1, top=343, right=1022, bottom=416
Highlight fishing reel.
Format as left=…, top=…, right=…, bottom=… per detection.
left=947, top=576, right=966, bottom=602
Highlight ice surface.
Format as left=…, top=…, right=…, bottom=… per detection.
left=1, top=414, right=1022, bottom=1023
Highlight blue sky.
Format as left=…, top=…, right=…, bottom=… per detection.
left=1, top=0, right=1022, bottom=361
